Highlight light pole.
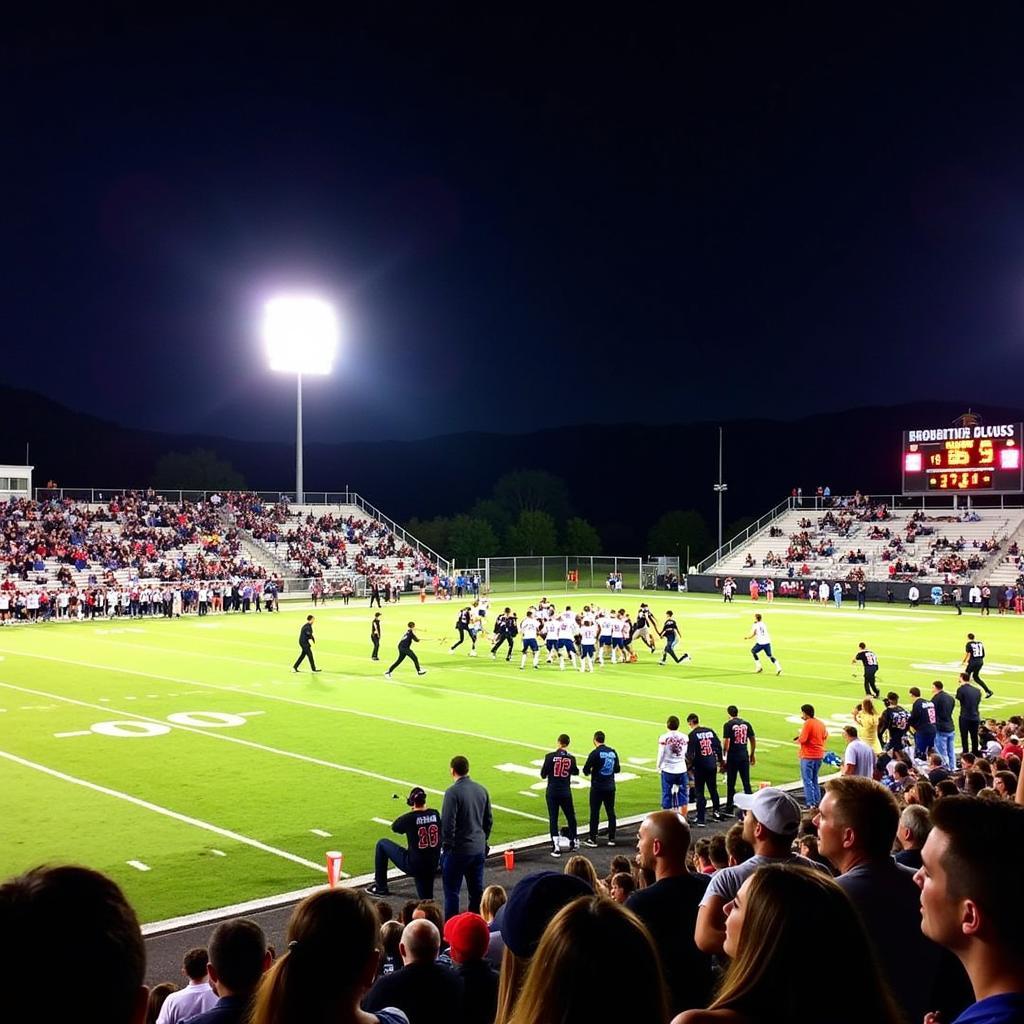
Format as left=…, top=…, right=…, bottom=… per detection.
left=262, top=294, right=339, bottom=504
left=713, top=426, right=727, bottom=562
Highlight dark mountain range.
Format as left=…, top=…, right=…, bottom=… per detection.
left=3, top=385, right=1020, bottom=550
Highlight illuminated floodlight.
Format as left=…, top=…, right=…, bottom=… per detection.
left=1001, top=446, right=1021, bottom=470
left=263, top=295, right=338, bottom=375
left=904, top=452, right=922, bottom=473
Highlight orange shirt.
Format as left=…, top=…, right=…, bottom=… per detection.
left=798, top=717, right=828, bottom=760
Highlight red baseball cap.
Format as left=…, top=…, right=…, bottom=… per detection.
left=443, top=912, right=489, bottom=962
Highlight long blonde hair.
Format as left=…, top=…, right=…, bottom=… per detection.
left=494, top=946, right=529, bottom=1024
left=507, top=895, right=666, bottom=1024
left=711, top=865, right=902, bottom=1024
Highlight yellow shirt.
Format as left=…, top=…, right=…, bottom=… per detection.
left=856, top=710, right=881, bottom=752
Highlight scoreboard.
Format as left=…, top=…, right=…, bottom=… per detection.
left=902, top=423, right=1023, bottom=494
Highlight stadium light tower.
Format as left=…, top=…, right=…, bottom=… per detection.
left=262, top=294, right=339, bottom=504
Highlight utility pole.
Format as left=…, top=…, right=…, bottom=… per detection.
left=713, top=427, right=727, bottom=560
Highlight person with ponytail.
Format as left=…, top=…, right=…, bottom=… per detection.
left=248, top=888, right=408, bottom=1024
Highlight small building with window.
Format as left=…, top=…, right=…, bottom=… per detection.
left=0, top=465, right=33, bottom=500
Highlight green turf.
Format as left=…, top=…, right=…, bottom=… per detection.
left=0, top=592, right=1020, bottom=923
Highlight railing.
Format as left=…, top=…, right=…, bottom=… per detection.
left=31, top=487, right=452, bottom=576
left=697, top=493, right=1024, bottom=574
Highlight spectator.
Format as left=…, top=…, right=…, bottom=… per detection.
left=440, top=755, right=493, bottom=920
left=696, top=787, right=816, bottom=956
left=506, top=895, right=667, bottom=1024
left=708, top=832, right=729, bottom=870
left=155, top=947, right=217, bottom=1024
left=724, top=822, right=754, bottom=866
left=562, top=854, right=602, bottom=891
left=494, top=871, right=591, bottom=1024
left=609, top=871, right=635, bottom=903
left=672, top=864, right=904, bottom=1024
left=895, top=804, right=932, bottom=869
left=932, top=680, right=958, bottom=770
left=0, top=864, right=147, bottom=1024
left=993, top=771, right=1018, bottom=799
left=907, top=779, right=937, bottom=809
left=380, top=920, right=404, bottom=976
left=793, top=703, right=828, bottom=807
left=841, top=725, right=876, bottom=777
left=479, top=884, right=506, bottom=925
left=916, top=797, right=1024, bottom=1023
left=190, top=919, right=271, bottom=1024
left=815, top=776, right=970, bottom=1023
left=627, top=810, right=713, bottom=1014
left=250, top=888, right=407, bottom=1024
left=364, top=920, right=463, bottom=1024
left=147, top=984, right=178, bottom=1024
left=443, top=913, right=498, bottom=1024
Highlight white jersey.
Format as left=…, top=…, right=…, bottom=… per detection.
left=598, top=615, right=613, bottom=638
left=753, top=620, right=771, bottom=645
left=819, top=583, right=829, bottom=600
left=520, top=617, right=539, bottom=640
left=0, top=594, right=9, bottom=610
left=609, top=618, right=624, bottom=638
left=544, top=618, right=560, bottom=640
left=657, top=730, right=689, bottom=772
left=26, top=593, right=39, bottom=610
left=580, top=622, right=597, bottom=645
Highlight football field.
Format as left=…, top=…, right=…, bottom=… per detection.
left=1, top=591, right=1020, bottom=924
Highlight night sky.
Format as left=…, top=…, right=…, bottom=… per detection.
left=5, top=8, right=1024, bottom=444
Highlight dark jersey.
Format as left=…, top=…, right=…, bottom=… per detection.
left=391, top=808, right=442, bottom=874
left=299, top=622, right=314, bottom=645
left=540, top=749, right=579, bottom=792
left=687, top=727, right=722, bottom=764
left=932, top=690, right=955, bottom=732
left=493, top=613, right=508, bottom=635
left=722, top=717, right=754, bottom=760
left=909, top=698, right=937, bottom=737
left=371, top=618, right=381, bottom=638
left=662, top=617, right=680, bottom=640
left=456, top=609, right=471, bottom=629
left=398, top=629, right=418, bottom=651
left=583, top=744, right=621, bottom=789
left=955, top=683, right=982, bottom=722
left=879, top=705, right=910, bottom=744
left=855, top=650, right=879, bottom=672
left=965, top=640, right=985, bottom=660
left=635, top=610, right=650, bottom=628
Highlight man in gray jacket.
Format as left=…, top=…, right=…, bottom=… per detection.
left=440, top=754, right=493, bottom=920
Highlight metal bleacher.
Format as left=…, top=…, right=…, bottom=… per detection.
left=699, top=496, right=1024, bottom=585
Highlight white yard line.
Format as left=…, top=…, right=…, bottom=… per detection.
left=0, top=679, right=549, bottom=824
left=0, top=748, right=327, bottom=873
left=127, top=860, right=151, bottom=872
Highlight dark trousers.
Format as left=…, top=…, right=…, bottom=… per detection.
left=960, top=718, right=980, bottom=755
left=588, top=787, right=616, bottom=841
left=369, top=592, right=382, bottom=607
left=966, top=659, right=990, bottom=695
left=546, top=790, right=577, bottom=841
left=491, top=634, right=513, bottom=658
left=725, top=758, right=751, bottom=810
left=451, top=626, right=475, bottom=650
left=371, top=634, right=380, bottom=660
left=387, top=648, right=421, bottom=674
left=864, top=668, right=880, bottom=697
left=692, top=762, right=720, bottom=822
left=374, top=839, right=434, bottom=898
left=442, top=851, right=485, bottom=920
left=293, top=644, right=317, bottom=671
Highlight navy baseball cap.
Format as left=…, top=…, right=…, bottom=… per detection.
left=500, top=871, right=591, bottom=958
left=406, top=787, right=427, bottom=806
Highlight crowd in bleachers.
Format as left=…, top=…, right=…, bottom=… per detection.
left=223, top=492, right=438, bottom=588
left=726, top=493, right=1023, bottom=586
